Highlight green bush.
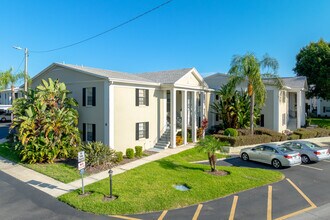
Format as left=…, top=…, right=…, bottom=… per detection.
left=288, top=134, right=300, bottom=140
left=254, top=128, right=287, bottom=142
left=116, top=151, right=123, bottom=162
left=224, top=128, right=238, bottom=137
left=135, top=146, right=143, bottom=157
left=82, top=142, right=116, bottom=167
left=126, top=148, right=134, bottom=159
left=294, top=128, right=318, bottom=139
left=213, top=134, right=272, bottom=147
left=313, top=128, right=330, bottom=137
left=237, top=129, right=251, bottom=136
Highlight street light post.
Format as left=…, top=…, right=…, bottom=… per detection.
left=13, top=46, right=29, bottom=93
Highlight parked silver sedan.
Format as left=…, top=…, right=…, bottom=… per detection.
left=240, top=143, right=301, bottom=169
left=281, top=141, right=330, bottom=164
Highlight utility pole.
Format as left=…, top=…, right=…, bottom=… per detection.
left=13, top=46, right=29, bottom=94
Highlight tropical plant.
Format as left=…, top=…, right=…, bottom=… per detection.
left=228, top=53, right=281, bottom=134
left=82, top=141, right=117, bottom=167
left=0, top=68, right=24, bottom=103
left=195, top=135, right=227, bottom=172
left=10, top=78, right=81, bottom=164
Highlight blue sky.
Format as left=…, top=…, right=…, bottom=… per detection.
left=1, top=0, right=329, bottom=84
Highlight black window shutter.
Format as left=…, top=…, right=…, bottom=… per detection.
left=261, top=114, right=265, bottom=127
left=136, top=123, right=139, bottom=140
left=146, top=90, right=149, bottom=106
left=135, top=89, right=139, bottom=106
left=82, top=88, right=86, bottom=106
left=92, top=124, right=96, bottom=141
left=83, top=123, right=86, bottom=141
left=92, top=87, right=96, bottom=106
left=146, top=122, right=149, bottom=139
left=324, top=107, right=326, bottom=113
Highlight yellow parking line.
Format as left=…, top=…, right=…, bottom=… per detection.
left=274, top=206, right=315, bottom=220
left=228, top=195, right=238, bottom=220
left=267, top=185, right=272, bottom=220
left=286, top=178, right=316, bottom=208
left=274, top=178, right=317, bottom=220
left=192, top=204, right=203, bottom=220
left=158, top=210, right=168, bottom=220
left=110, top=215, right=142, bottom=220
left=299, top=165, right=323, bottom=171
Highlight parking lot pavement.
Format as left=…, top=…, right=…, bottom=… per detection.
left=128, top=158, right=330, bottom=220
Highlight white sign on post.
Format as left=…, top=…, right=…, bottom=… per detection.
left=78, top=151, right=85, bottom=162
left=78, top=161, right=85, bottom=170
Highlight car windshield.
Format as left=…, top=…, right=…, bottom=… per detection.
left=277, top=146, right=292, bottom=153
left=304, top=142, right=321, bottom=149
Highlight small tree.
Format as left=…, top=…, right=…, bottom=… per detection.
left=0, top=68, right=24, bottom=103
left=10, top=78, right=81, bottom=163
left=195, top=135, right=227, bottom=172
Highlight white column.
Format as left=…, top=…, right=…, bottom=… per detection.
left=163, top=90, right=167, bottom=131
left=109, top=83, right=115, bottom=148
left=200, top=91, right=205, bottom=125
left=273, top=90, right=280, bottom=132
left=317, top=97, right=321, bottom=116
left=182, top=90, right=187, bottom=145
left=104, top=81, right=110, bottom=146
left=192, top=91, right=197, bottom=142
left=297, top=91, right=301, bottom=128
left=170, top=88, right=176, bottom=148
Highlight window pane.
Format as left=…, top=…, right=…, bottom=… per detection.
left=138, top=123, right=145, bottom=138
left=87, top=88, right=93, bottom=106
left=87, top=124, right=94, bottom=141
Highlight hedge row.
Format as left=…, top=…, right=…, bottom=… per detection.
left=293, top=128, right=330, bottom=139
left=213, top=134, right=272, bottom=147
left=254, top=128, right=287, bottom=142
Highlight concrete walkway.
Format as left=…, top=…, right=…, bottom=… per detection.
left=0, top=140, right=195, bottom=197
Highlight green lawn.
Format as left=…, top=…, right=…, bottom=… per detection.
left=0, top=143, right=81, bottom=183
left=59, top=147, right=283, bottom=215
left=311, top=118, right=330, bottom=128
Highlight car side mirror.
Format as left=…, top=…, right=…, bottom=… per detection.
left=251, top=148, right=255, bottom=151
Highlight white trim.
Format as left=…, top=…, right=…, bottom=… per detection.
left=297, top=91, right=302, bottom=128
left=104, top=81, right=110, bottom=146
left=182, top=90, right=188, bottom=145
left=109, top=82, right=115, bottom=149
left=192, top=91, right=197, bottom=142
left=170, top=88, right=176, bottom=148
left=163, top=90, right=167, bottom=131
left=273, top=90, right=280, bottom=132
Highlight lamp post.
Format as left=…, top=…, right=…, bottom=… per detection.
left=108, top=169, right=113, bottom=198
left=13, top=46, right=28, bottom=93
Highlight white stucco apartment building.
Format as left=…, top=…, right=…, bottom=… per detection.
left=31, top=63, right=211, bottom=152
left=204, top=73, right=308, bottom=132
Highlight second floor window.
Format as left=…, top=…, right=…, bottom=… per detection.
left=136, top=89, right=149, bottom=106
left=83, top=87, right=96, bottom=106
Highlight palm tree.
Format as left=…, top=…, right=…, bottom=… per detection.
left=228, top=53, right=281, bottom=135
left=0, top=68, right=24, bottom=104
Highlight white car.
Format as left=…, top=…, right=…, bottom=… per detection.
left=240, top=143, right=301, bottom=169
left=0, top=112, right=11, bottom=122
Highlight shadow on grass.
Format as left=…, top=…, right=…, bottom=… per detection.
left=155, top=159, right=205, bottom=172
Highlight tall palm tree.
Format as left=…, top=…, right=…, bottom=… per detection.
left=0, top=68, right=24, bottom=104
left=228, top=53, right=281, bottom=135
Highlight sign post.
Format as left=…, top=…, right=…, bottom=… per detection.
left=78, top=151, right=85, bottom=194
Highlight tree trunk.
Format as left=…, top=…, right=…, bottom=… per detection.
left=250, top=92, right=255, bottom=135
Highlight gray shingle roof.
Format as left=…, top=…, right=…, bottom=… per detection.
left=58, top=63, right=155, bottom=83
left=137, top=68, right=194, bottom=84
left=204, top=73, right=230, bottom=90
left=204, top=73, right=308, bottom=90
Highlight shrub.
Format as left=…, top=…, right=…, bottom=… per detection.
left=313, top=128, right=330, bottom=137
left=197, top=128, right=204, bottom=139
left=213, top=134, right=272, bottom=147
left=237, top=129, right=251, bottom=136
left=254, top=128, right=287, bottom=142
left=116, top=151, right=123, bottom=162
left=294, top=128, right=318, bottom=139
left=82, top=142, right=116, bottom=167
left=288, top=134, right=300, bottom=140
left=135, top=146, right=143, bottom=157
left=126, top=148, right=134, bottom=159
left=224, top=128, right=238, bottom=137
left=176, top=136, right=183, bottom=146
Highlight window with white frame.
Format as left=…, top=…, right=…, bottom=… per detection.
left=83, top=87, right=96, bottom=106
left=83, top=123, right=95, bottom=142
left=135, top=89, right=149, bottom=106
left=136, top=122, right=149, bottom=140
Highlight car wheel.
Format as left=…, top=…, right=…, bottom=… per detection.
left=241, top=153, right=249, bottom=161
left=301, top=155, right=310, bottom=164
left=272, top=159, right=282, bottom=169
left=1, top=117, right=6, bottom=122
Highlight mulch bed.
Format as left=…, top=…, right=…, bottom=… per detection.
left=206, top=170, right=229, bottom=176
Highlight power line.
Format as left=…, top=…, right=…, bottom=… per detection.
left=14, top=55, right=25, bottom=74
left=30, top=0, right=173, bottom=53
